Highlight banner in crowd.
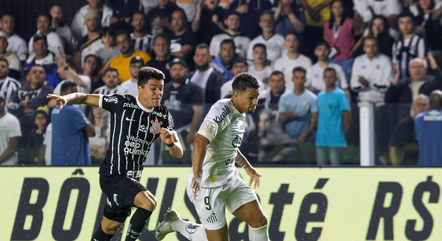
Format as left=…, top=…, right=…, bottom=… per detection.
left=1, top=167, right=441, bottom=241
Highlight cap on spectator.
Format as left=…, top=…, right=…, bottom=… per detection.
left=130, top=56, right=145, bottom=65
left=169, top=57, right=188, bottom=69
left=35, top=106, right=49, bottom=119
left=33, top=33, right=47, bottom=43
left=84, top=9, right=98, bottom=20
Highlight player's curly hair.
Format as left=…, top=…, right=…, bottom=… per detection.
left=138, top=67, right=165, bottom=86
left=232, top=73, right=260, bottom=92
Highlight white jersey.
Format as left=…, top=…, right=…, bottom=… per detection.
left=210, top=33, right=251, bottom=58
left=197, top=99, right=246, bottom=188
left=0, top=113, right=22, bottom=165
left=306, top=62, right=348, bottom=91
left=273, top=53, right=312, bottom=91
left=247, top=34, right=285, bottom=63
left=6, top=33, right=28, bottom=61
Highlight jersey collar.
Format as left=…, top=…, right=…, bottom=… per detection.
left=136, top=96, right=153, bottom=113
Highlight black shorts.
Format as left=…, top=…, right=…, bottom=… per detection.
left=99, top=174, right=146, bottom=223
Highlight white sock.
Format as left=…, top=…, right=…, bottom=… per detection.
left=171, top=220, right=208, bottom=241
left=248, top=225, right=270, bottom=241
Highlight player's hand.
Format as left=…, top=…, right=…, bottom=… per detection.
left=244, top=166, right=261, bottom=189
left=47, top=94, right=68, bottom=110
left=191, top=175, right=201, bottom=199
left=159, top=128, right=173, bottom=145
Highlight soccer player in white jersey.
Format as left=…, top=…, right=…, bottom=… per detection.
left=156, top=73, right=270, bottom=241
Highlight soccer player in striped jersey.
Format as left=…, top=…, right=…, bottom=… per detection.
left=156, top=73, right=270, bottom=241
left=47, top=67, right=183, bottom=241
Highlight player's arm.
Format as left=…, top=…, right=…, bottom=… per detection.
left=236, top=150, right=261, bottom=189
left=191, top=134, right=209, bottom=198
left=47, top=93, right=100, bottom=109
left=159, top=128, right=183, bottom=158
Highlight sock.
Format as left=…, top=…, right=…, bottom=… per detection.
left=91, top=225, right=114, bottom=241
left=248, top=225, right=269, bottom=241
left=171, top=220, right=208, bottom=241
left=125, top=208, right=152, bottom=241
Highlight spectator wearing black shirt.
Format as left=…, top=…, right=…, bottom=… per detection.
left=170, top=9, right=196, bottom=67
left=228, top=0, right=273, bottom=39
left=108, top=0, right=141, bottom=26
left=191, top=0, right=225, bottom=45
left=146, top=0, right=181, bottom=33
left=148, top=33, right=173, bottom=82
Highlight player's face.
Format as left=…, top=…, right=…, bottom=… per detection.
left=153, top=37, right=170, bottom=58
left=138, top=78, right=164, bottom=108
left=129, top=63, right=143, bottom=79
left=314, top=45, right=330, bottom=61
left=103, top=71, right=119, bottom=88
left=323, top=70, right=337, bottom=89
left=234, top=87, right=259, bottom=113
left=1, top=15, right=14, bottom=34
left=252, top=46, right=266, bottom=65
left=292, top=71, right=306, bottom=87
left=131, top=13, right=145, bottom=32
left=0, top=61, right=8, bottom=79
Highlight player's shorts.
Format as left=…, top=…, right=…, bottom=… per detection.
left=99, top=174, right=146, bottom=223
left=186, top=169, right=258, bottom=230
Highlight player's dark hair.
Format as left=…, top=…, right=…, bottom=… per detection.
left=138, top=67, right=165, bottom=86
left=292, top=66, right=306, bottom=74
left=232, top=73, right=260, bottom=92
left=220, top=38, right=235, bottom=49
left=0, top=57, right=9, bottom=66
left=60, top=81, right=77, bottom=95
left=103, top=67, right=118, bottom=76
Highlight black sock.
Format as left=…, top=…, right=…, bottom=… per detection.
left=92, top=225, right=114, bottom=241
left=125, top=208, right=152, bottom=241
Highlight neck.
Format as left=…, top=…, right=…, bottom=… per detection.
left=104, top=45, right=113, bottom=50
left=326, top=86, right=335, bottom=93
left=197, top=65, right=210, bottom=71
left=156, top=54, right=168, bottom=61
left=226, top=29, right=238, bottom=35
left=231, top=98, right=244, bottom=114
left=272, top=89, right=283, bottom=97
left=35, top=54, right=46, bottom=60
left=318, top=60, right=329, bottom=67
left=5, top=32, right=12, bottom=38
left=404, top=33, right=414, bottom=39
left=132, top=78, right=138, bottom=83
left=254, top=63, right=265, bottom=70
left=287, top=51, right=299, bottom=59
left=137, top=96, right=155, bottom=109
left=172, top=82, right=181, bottom=88
left=367, top=54, right=376, bottom=60
left=133, top=30, right=144, bottom=38
left=175, top=29, right=186, bottom=36
left=294, top=85, right=304, bottom=95
left=106, top=86, right=114, bottom=91
left=122, top=48, right=135, bottom=57
left=88, top=32, right=99, bottom=40
left=262, top=31, right=274, bottom=39
left=30, top=82, right=41, bottom=89
left=335, top=16, right=342, bottom=24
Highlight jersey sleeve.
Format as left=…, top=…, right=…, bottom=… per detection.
left=99, top=94, right=124, bottom=113
left=197, top=103, right=225, bottom=143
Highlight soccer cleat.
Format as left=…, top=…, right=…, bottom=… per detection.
left=155, top=209, right=180, bottom=240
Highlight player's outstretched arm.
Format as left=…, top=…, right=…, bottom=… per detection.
left=47, top=93, right=100, bottom=109
left=236, top=150, right=261, bottom=189
left=159, top=128, right=183, bottom=158
left=191, top=134, right=209, bottom=199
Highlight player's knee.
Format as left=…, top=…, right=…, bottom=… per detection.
left=102, top=222, right=120, bottom=234
left=249, top=214, right=268, bottom=228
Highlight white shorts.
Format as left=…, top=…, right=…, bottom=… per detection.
left=186, top=169, right=258, bottom=230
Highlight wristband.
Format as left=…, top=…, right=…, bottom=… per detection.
left=166, top=142, right=175, bottom=147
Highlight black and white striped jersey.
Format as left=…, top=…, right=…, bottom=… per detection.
left=98, top=94, right=174, bottom=179
left=0, top=77, right=21, bottom=111
left=130, top=33, right=153, bottom=54
left=93, top=86, right=119, bottom=95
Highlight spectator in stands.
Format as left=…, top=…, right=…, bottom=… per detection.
left=130, top=11, right=153, bottom=54
left=88, top=106, right=110, bottom=164
left=20, top=106, right=49, bottom=165
left=192, top=0, right=225, bottom=45
left=0, top=14, right=27, bottom=61
left=324, top=0, right=355, bottom=81
left=228, top=0, right=272, bottom=38
left=93, top=67, right=119, bottom=95
left=51, top=82, right=95, bottom=166
left=54, top=55, right=92, bottom=95
left=0, top=34, right=20, bottom=79
left=306, top=41, right=349, bottom=98
left=386, top=54, right=442, bottom=121
left=393, top=12, right=426, bottom=78
left=274, top=0, right=306, bottom=37
left=96, top=27, right=120, bottom=65
left=71, top=0, right=113, bottom=39
left=9, top=65, right=53, bottom=144
left=82, top=54, right=102, bottom=91
left=0, top=57, right=21, bottom=111
left=316, top=67, right=350, bottom=166
left=28, top=13, right=64, bottom=56
left=351, top=37, right=393, bottom=105
left=148, top=33, right=173, bottom=82
left=220, top=57, right=249, bottom=98
left=170, top=9, right=195, bottom=63
left=110, top=30, right=150, bottom=82
left=0, top=93, right=21, bottom=165
left=248, top=43, right=272, bottom=88
left=273, top=33, right=312, bottom=92
left=50, top=4, right=77, bottom=55
left=415, top=90, right=442, bottom=166
left=146, top=0, right=180, bottom=33
left=23, top=34, right=60, bottom=88
left=279, top=67, right=318, bottom=144
left=414, top=0, right=442, bottom=50
left=353, top=0, right=402, bottom=27
left=211, top=39, right=236, bottom=82
left=108, top=0, right=141, bottom=25
left=257, top=70, right=286, bottom=115
left=77, top=10, right=104, bottom=70
left=118, top=56, right=144, bottom=97
left=209, top=12, right=250, bottom=58
left=389, top=94, right=429, bottom=166
left=162, top=58, right=203, bottom=163
left=247, top=11, right=284, bottom=63
left=189, top=43, right=224, bottom=107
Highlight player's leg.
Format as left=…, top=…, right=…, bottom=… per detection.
left=232, top=200, right=269, bottom=241
left=205, top=225, right=229, bottom=241
left=125, top=190, right=157, bottom=241
left=155, top=209, right=209, bottom=240
left=91, top=216, right=122, bottom=241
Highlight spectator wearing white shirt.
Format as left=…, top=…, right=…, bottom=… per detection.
left=130, top=11, right=153, bottom=54
left=76, top=10, right=104, bottom=70
left=50, top=4, right=77, bottom=55
left=306, top=41, right=349, bottom=99
left=273, top=32, right=312, bottom=92
left=28, top=13, right=64, bottom=56
left=353, top=0, right=402, bottom=26
left=0, top=34, right=21, bottom=79
left=210, top=12, right=251, bottom=58
left=1, top=14, right=28, bottom=61
left=247, top=11, right=285, bottom=64
left=248, top=43, right=273, bottom=89
left=351, top=36, right=393, bottom=105
left=0, top=93, right=21, bottom=165
left=0, top=57, right=21, bottom=112
left=71, top=0, right=113, bottom=39
left=118, top=56, right=144, bottom=97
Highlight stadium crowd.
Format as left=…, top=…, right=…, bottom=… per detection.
left=0, top=0, right=441, bottom=166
